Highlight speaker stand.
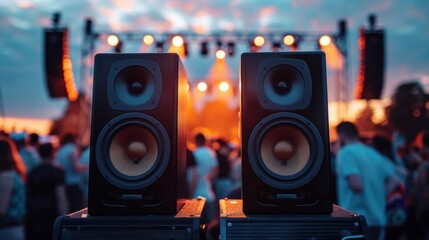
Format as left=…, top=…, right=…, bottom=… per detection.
left=219, top=199, right=369, bottom=240
left=53, top=198, right=206, bottom=240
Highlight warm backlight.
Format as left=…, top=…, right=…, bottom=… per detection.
left=219, top=81, right=229, bottom=92
left=319, top=35, right=332, bottom=47
left=197, top=82, right=208, bottom=92
left=283, top=34, right=295, bottom=46
left=172, top=35, right=184, bottom=47
left=253, top=36, right=265, bottom=47
left=107, top=34, right=119, bottom=47
left=216, top=49, right=226, bottom=59
left=143, top=34, right=154, bottom=45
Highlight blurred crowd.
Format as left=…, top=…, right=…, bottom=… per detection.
left=332, top=122, right=429, bottom=240
left=1, top=122, right=429, bottom=240
left=0, top=131, right=89, bottom=240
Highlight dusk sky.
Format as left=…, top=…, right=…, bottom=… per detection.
left=0, top=0, right=429, bottom=122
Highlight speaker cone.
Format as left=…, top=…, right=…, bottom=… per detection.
left=110, top=125, right=157, bottom=177
left=114, top=66, right=155, bottom=106
left=95, top=113, right=170, bottom=190
left=248, top=112, right=323, bottom=189
left=261, top=125, right=310, bottom=177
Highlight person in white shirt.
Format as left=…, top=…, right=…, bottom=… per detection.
left=336, top=122, right=399, bottom=240
left=192, top=132, right=218, bottom=224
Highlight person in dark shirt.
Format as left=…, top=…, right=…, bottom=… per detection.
left=25, top=142, right=68, bottom=240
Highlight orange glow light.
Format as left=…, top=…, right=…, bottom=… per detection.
left=197, top=82, right=208, bottom=92
left=219, top=81, right=229, bottom=92
left=107, top=34, right=119, bottom=47
left=60, top=30, right=78, bottom=102
left=172, top=35, right=184, bottom=47
left=319, top=35, right=332, bottom=47
left=143, top=34, right=154, bottom=45
left=253, top=36, right=265, bottom=47
left=216, top=49, right=226, bottom=59
left=283, top=34, right=295, bottom=46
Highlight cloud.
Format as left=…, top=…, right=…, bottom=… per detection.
left=1, top=0, right=429, bottom=118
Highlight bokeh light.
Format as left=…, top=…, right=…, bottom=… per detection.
left=216, top=49, right=226, bottom=59
left=219, top=81, right=229, bottom=92
left=197, top=82, right=208, bottom=92
left=283, top=34, right=295, bottom=46
left=319, top=35, right=332, bottom=47
left=143, top=34, right=154, bottom=45
left=107, top=34, right=119, bottom=47
left=172, top=35, right=184, bottom=47
left=253, top=36, right=265, bottom=47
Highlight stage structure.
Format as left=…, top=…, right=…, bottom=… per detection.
left=76, top=17, right=349, bottom=143
left=42, top=12, right=350, bottom=144
left=80, top=19, right=349, bottom=97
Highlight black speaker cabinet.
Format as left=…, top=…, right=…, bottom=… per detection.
left=44, top=28, right=69, bottom=98
left=240, top=51, right=332, bottom=214
left=53, top=198, right=206, bottom=240
left=356, top=29, right=385, bottom=100
left=88, top=53, right=187, bottom=215
left=219, top=199, right=369, bottom=240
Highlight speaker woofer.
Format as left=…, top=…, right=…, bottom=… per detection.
left=95, top=113, right=170, bottom=190
left=248, top=112, right=323, bottom=189
left=261, top=125, right=310, bottom=177
left=109, top=125, right=157, bottom=177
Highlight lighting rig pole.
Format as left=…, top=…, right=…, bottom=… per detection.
left=334, top=19, right=349, bottom=121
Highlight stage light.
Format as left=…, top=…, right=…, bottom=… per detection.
left=227, top=42, right=235, bottom=56
left=283, top=34, right=295, bottom=46
left=272, top=42, right=281, bottom=51
left=197, top=82, right=208, bottom=92
left=114, top=41, right=122, bottom=53
left=172, top=35, right=184, bottom=47
left=253, top=35, right=265, bottom=47
left=216, top=49, right=226, bottom=59
left=143, top=34, right=154, bottom=45
left=107, top=34, right=119, bottom=47
left=216, top=40, right=223, bottom=49
left=219, top=81, right=229, bottom=92
left=156, top=41, right=164, bottom=53
left=319, top=35, right=332, bottom=47
left=200, top=41, right=209, bottom=56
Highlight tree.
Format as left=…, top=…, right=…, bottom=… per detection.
left=386, top=81, right=429, bottom=143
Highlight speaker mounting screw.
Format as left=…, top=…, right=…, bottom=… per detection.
left=354, top=222, right=359, bottom=227
left=227, top=222, right=232, bottom=227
